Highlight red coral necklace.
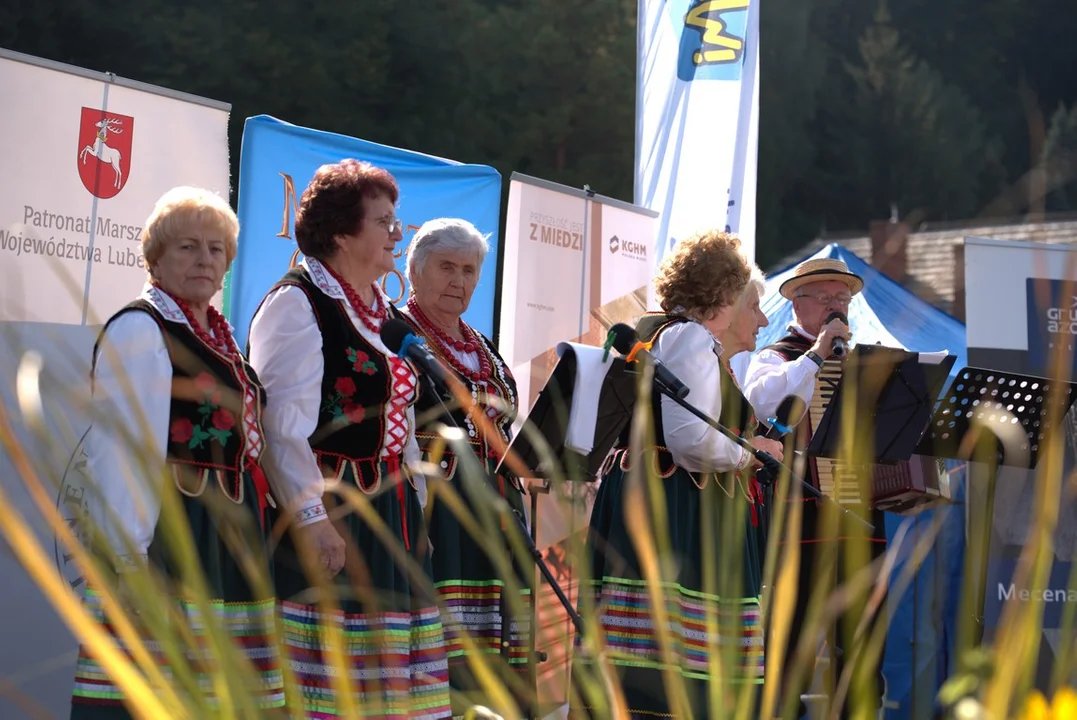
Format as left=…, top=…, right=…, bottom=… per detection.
left=322, top=264, right=386, bottom=333
left=406, top=297, right=491, bottom=383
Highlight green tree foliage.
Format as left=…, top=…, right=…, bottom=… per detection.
left=1042, top=103, right=1077, bottom=213
left=2, top=0, right=1075, bottom=267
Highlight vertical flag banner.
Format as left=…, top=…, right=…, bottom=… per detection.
left=0, top=48, right=230, bottom=718
left=498, top=172, right=658, bottom=708
left=226, top=115, right=502, bottom=346
left=636, top=0, right=761, bottom=264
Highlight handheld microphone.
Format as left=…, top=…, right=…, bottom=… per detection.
left=761, top=395, right=807, bottom=440
left=380, top=318, right=452, bottom=388
left=609, top=323, right=690, bottom=399
left=826, top=311, right=849, bottom=359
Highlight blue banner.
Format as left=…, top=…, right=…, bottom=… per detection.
left=1025, top=277, right=1077, bottom=376
left=225, top=115, right=502, bottom=347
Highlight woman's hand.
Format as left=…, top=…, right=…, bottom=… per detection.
left=748, top=436, right=784, bottom=467
left=294, top=519, right=346, bottom=577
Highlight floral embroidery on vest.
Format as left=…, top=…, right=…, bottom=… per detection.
left=169, top=371, right=236, bottom=448
left=346, top=346, right=378, bottom=375
left=323, top=375, right=367, bottom=426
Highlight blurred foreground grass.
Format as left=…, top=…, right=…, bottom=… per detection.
left=0, top=320, right=1075, bottom=720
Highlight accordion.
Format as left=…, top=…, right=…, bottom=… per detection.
left=808, top=358, right=954, bottom=515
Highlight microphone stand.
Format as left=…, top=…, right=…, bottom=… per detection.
left=419, top=373, right=585, bottom=719
left=651, top=377, right=875, bottom=532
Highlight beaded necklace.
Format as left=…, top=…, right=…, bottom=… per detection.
left=406, top=297, right=492, bottom=383
left=322, top=264, right=386, bottom=333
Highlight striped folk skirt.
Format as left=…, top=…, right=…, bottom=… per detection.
left=70, top=469, right=285, bottom=718
left=70, top=591, right=284, bottom=718
left=272, top=458, right=452, bottom=718
left=427, top=462, right=532, bottom=695
left=571, top=452, right=767, bottom=719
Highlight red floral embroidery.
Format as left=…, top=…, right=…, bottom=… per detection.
left=334, top=377, right=357, bottom=396
left=194, top=371, right=216, bottom=394
left=347, top=347, right=377, bottom=376
left=171, top=418, right=194, bottom=443
left=341, top=401, right=366, bottom=424
left=211, top=408, right=235, bottom=431
left=323, top=351, right=371, bottom=426
left=174, top=373, right=235, bottom=449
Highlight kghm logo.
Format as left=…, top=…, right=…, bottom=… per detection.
left=674, top=0, right=750, bottom=82
left=609, top=234, right=647, bottom=261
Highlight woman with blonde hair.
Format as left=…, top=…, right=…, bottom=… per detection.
left=71, top=187, right=283, bottom=718
left=572, top=230, right=782, bottom=718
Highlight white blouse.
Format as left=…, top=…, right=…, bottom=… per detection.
left=85, top=285, right=236, bottom=570
left=652, top=321, right=752, bottom=473
left=741, top=325, right=822, bottom=422
left=247, top=258, right=425, bottom=528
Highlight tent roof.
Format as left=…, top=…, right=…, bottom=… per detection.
left=732, top=243, right=967, bottom=381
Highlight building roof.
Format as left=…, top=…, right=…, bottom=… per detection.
left=768, top=215, right=1077, bottom=315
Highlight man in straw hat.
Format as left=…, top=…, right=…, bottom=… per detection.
left=742, top=256, right=889, bottom=718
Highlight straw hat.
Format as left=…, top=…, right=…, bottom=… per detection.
left=779, top=257, right=864, bottom=300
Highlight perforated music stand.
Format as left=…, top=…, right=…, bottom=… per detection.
left=915, top=367, right=1077, bottom=468
left=913, top=366, right=1077, bottom=645
left=807, top=345, right=957, bottom=464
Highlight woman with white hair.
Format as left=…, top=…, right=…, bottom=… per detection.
left=401, top=218, right=529, bottom=701
left=71, top=187, right=284, bottom=718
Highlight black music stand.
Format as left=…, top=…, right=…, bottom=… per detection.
left=913, top=367, right=1077, bottom=646
left=494, top=344, right=636, bottom=718
left=807, top=345, right=957, bottom=465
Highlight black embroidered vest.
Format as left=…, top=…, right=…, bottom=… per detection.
left=93, top=300, right=265, bottom=503
left=765, top=330, right=813, bottom=362
left=617, top=313, right=757, bottom=479
left=403, top=312, right=519, bottom=483
left=260, top=268, right=417, bottom=491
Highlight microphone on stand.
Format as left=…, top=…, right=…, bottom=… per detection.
left=610, top=323, right=873, bottom=531
left=760, top=395, right=807, bottom=440
left=380, top=318, right=453, bottom=389
left=608, top=323, right=690, bottom=399
left=826, top=310, right=849, bottom=359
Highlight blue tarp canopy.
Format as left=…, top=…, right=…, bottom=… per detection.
left=731, top=243, right=967, bottom=379
left=732, top=243, right=968, bottom=719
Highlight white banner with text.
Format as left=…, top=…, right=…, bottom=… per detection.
left=0, top=48, right=230, bottom=718
left=497, top=172, right=657, bottom=708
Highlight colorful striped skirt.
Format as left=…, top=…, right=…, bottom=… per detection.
left=427, top=460, right=532, bottom=696
left=70, top=590, right=285, bottom=718
left=70, top=469, right=284, bottom=718
left=571, top=454, right=766, bottom=719
left=272, top=459, right=452, bottom=718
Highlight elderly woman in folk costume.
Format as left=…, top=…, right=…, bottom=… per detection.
left=399, top=218, right=530, bottom=704
left=71, top=187, right=284, bottom=718
left=572, top=230, right=783, bottom=719
left=247, top=159, right=451, bottom=717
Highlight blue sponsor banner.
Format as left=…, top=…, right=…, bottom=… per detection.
left=1026, top=277, right=1077, bottom=376
left=984, top=559, right=1077, bottom=630
left=225, top=115, right=502, bottom=347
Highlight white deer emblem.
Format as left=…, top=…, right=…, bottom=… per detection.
left=79, top=117, right=125, bottom=189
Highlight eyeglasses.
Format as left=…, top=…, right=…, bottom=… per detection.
left=796, top=292, right=852, bottom=306
left=376, top=216, right=404, bottom=234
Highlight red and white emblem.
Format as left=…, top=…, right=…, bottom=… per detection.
left=77, top=107, right=134, bottom=199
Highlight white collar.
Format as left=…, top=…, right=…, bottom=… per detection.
left=141, top=284, right=189, bottom=326
left=140, top=284, right=234, bottom=336
left=790, top=323, right=817, bottom=341
left=303, top=257, right=389, bottom=308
